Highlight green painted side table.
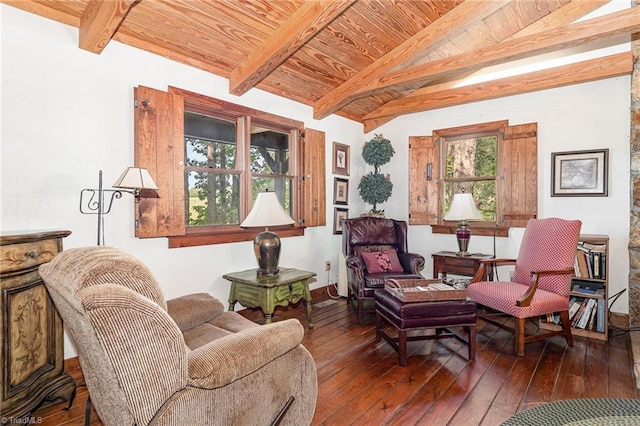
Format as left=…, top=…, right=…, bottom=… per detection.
left=224, top=268, right=316, bottom=328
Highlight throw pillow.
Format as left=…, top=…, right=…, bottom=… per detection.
left=361, top=249, right=403, bottom=273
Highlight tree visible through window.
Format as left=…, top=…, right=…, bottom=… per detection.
left=185, top=112, right=239, bottom=226
left=444, top=135, right=497, bottom=221
left=408, top=120, right=537, bottom=233
left=133, top=85, right=325, bottom=247
left=184, top=112, right=293, bottom=229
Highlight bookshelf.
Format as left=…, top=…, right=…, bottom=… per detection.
left=540, top=234, right=609, bottom=341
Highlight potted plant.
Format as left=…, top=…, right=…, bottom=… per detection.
left=358, top=134, right=394, bottom=217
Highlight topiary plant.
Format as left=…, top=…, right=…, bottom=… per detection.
left=358, top=134, right=394, bottom=216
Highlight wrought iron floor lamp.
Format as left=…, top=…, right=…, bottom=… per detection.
left=79, top=168, right=157, bottom=245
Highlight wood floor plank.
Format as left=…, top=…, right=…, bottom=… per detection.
left=519, top=338, right=567, bottom=410
left=608, top=330, right=637, bottom=398
left=474, top=338, right=546, bottom=416
left=384, top=349, right=471, bottom=425
left=550, top=337, right=588, bottom=400
left=31, top=297, right=638, bottom=426
left=445, top=328, right=516, bottom=426
left=582, top=338, right=609, bottom=398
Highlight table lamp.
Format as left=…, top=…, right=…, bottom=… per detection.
left=240, top=191, right=294, bottom=276
left=444, top=191, right=483, bottom=256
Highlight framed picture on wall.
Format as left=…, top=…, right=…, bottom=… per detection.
left=333, top=207, right=349, bottom=234
left=334, top=177, right=349, bottom=205
left=332, top=142, right=350, bottom=176
left=551, top=149, right=609, bottom=197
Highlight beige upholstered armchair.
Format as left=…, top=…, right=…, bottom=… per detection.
left=39, top=246, right=317, bottom=426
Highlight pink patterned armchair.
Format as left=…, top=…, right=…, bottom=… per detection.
left=467, top=217, right=581, bottom=356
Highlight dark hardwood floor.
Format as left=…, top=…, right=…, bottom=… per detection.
left=33, top=294, right=638, bottom=425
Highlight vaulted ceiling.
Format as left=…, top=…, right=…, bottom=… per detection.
left=3, top=0, right=638, bottom=131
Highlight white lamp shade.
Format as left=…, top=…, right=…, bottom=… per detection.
left=444, top=193, right=483, bottom=221
left=240, top=191, right=294, bottom=228
left=113, top=167, right=158, bottom=190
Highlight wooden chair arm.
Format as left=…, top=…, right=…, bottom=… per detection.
left=470, top=258, right=516, bottom=283
left=516, top=267, right=574, bottom=307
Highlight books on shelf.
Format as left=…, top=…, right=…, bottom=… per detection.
left=568, top=297, right=582, bottom=322
left=542, top=235, right=609, bottom=340
left=576, top=298, right=596, bottom=329
left=574, top=243, right=606, bottom=280
left=596, top=298, right=606, bottom=333
left=564, top=297, right=600, bottom=331
left=571, top=280, right=605, bottom=296
left=575, top=250, right=590, bottom=278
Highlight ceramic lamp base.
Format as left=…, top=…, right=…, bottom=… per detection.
left=455, top=220, right=472, bottom=257
left=254, top=230, right=281, bottom=276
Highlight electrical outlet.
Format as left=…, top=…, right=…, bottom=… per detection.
left=324, top=260, right=331, bottom=271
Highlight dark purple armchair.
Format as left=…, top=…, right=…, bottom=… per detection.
left=342, top=217, right=425, bottom=324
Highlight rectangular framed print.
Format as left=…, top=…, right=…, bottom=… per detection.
left=333, top=207, right=349, bottom=234
left=334, top=177, right=349, bottom=205
left=551, top=149, right=608, bottom=197
left=332, top=142, right=350, bottom=176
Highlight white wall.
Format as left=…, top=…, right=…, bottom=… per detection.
left=0, top=6, right=365, bottom=357
left=1, top=4, right=632, bottom=359
left=371, top=77, right=631, bottom=315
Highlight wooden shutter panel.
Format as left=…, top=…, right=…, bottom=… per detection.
left=497, top=122, right=537, bottom=227
left=299, top=128, right=326, bottom=227
left=134, top=86, right=185, bottom=237
left=408, top=135, right=440, bottom=225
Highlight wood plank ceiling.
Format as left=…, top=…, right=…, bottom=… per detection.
left=3, top=0, right=637, bottom=131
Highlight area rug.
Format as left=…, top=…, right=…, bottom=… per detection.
left=501, top=398, right=640, bottom=425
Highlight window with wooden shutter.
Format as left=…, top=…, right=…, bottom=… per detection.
left=498, top=123, right=538, bottom=228
left=408, top=136, right=439, bottom=225
left=133, top=86, right=324, bottom=247
left=300, top=128, right=326, bottom=227
left=409, top=120, right=537, bottom=235
left=134, top=86, right=186, bottom=238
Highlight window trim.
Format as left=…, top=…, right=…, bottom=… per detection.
left=133, top=85, right=320, bottom=248
left=439, top=128, right=501, bottom=232
left=408, top=119, right=537, bottom=234
left=174, top=87, right=303, bottom=237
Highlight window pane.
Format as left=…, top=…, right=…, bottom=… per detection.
left=250, top=126, right=289, bottom=175
left=251, top=177, right=292, bottom=215
left=185, top=112, right=236, bottom=170
left=445, top=136, right=497, bottom=179
left=444, top=181, right=496, bottom=221
left=187, top=171, right=240, bottom=226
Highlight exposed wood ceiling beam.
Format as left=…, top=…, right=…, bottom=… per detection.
left=363, top=0, right=612, bottom=131
left=362, top=52, right=632, bottom=133
left=510, top=0, right=612, bottom=38
left=356, top=6, right=640, bottom=97
left=1, top=0, right=79, bottom=27
left=312, top=0, right=512, bottom=120
left=229, top=0, right=355, bottom=96
left=79, top=0, right=140, bottom=53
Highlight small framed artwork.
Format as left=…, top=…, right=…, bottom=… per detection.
left=334, top=177, right=349, bottom=205
left=332, top=142, right=350, bottom=176
left=551, top=149, right=609, bottom=197
left=333, top=207, right=349, bottom=234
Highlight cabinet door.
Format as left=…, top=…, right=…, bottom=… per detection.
left=2, top=270, right=63, bottom=403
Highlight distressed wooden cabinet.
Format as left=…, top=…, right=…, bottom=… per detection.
left=1, top=230, right=76, bottom=419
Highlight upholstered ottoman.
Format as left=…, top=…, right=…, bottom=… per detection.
left=374, top=289, right=477, bottom=366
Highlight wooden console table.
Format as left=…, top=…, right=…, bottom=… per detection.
left=432, top=251, right=494, bottom=280
left=224, top=268, right=316, bottom=328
